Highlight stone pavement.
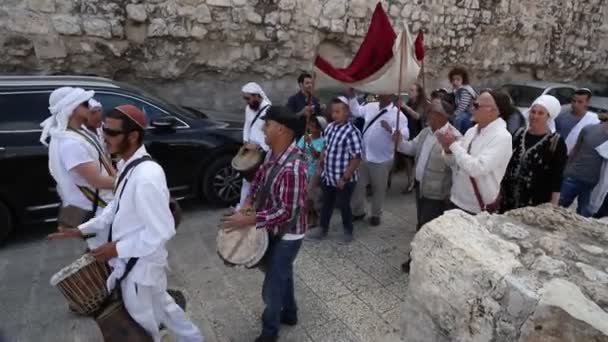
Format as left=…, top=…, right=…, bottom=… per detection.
left=0, top=176, right=417, bottom=342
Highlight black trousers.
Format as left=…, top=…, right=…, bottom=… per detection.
left=414, top=181, right=449, bottom=231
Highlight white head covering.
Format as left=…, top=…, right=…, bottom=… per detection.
left=529, top=95, right=561, bottom=120
left=40, top=87, right=95, bottom=146
left=241, top=82, right=271, bottom=104
left=336, top=96, right=349, bottom=105
left=88, top=98, right=102, bottom=111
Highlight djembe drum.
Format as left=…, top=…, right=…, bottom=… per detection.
left=232, top=143, right=265, bottom=182
left=51, top=254, right=152, bottom=341
left=217, top=222, right=268, bottom=269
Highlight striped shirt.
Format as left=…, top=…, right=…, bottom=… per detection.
left=248, top=143, right=308, bottom=235
left=322, top=121, right=363, bottom=187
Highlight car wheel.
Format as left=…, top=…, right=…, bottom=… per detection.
left=0, top=201, right=13, bottom=244
left=201, top=155, right=242, bottom=206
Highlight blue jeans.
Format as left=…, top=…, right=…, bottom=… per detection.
left=319, top=182, right=356, bottom=235
left=453, top=111, right=473, bottom=134
left=559, top=176, right=595, bottom=217
left=261, top=238, right=303, bottom=337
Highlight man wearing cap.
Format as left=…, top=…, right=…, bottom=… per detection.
left=239, top=82, right=272, bottom=209
left=49, top=105, right=204, bottom=342
left=392, top=99, right=460, bottom=272
left=40, top=87, right=116, bottom=249
left=221, top=106, right=307, bottom=342
left=555, top=88, right=600, bottom=154
left=436, top=90, right=513, bottom=214
left=346, top=88, right=409, bottom=226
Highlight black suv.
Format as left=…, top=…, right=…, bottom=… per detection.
left=0, top=75, right=244, bottom=242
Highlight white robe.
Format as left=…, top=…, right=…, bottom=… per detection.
left=589, top=141, right=608, bottom=215
left=79, top=146, right=203, bottom=342
left=238, top=101, right=271, bottom=209
left=565, top=111, right=600, bottom=154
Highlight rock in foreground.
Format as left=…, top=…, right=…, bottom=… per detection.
left=401, top=205, right=608, bottom=342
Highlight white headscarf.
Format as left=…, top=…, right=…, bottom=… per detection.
left=40, top=87, right=95, bottom=146
left=88, top=98, right=102, bottom=111
left=241, top=82, right=271, bottom=105
left=529, top=95, right=561, bottom=120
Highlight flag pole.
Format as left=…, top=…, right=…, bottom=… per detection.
left=395, top=32, right=406, bottom=149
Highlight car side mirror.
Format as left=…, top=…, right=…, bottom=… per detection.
left=151, top=117, right=177, bottom=130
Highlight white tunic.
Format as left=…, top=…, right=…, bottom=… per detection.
left=444, top=119, right=513, bottom=214
left=348, top=99, right=409, bottom=163
left=242, top=100, right=271, bottom=152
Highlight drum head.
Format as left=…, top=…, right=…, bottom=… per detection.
left=217, top=225, right=268, bottom=267
left=232, top=144, right=263, bottom=173
left=50, top=253, right=97, bottom=286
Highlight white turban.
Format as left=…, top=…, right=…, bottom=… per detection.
left=529, top=95, right=561, bottom=120
left=40, top=87, right=94, bottom=146
left=241, top=82, right=271, bottom=104
left=88, top=98, right=102, bottom=110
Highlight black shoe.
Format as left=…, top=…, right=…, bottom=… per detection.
left=401, top=259, right=411, bottom=273
left=281, top=315, right=298, bottom=326
left=353, top=214, right=366, bottom=222
left=370, top=216, right=381, bottom=226
left=254, top=335, right=278, bottom=342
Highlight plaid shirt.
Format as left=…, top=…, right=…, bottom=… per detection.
left=247, top=142, right=308, bottom=235
left=322, top=121, right=363, bottom=187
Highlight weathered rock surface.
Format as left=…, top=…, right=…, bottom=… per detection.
left=0, top=0, right=607, bottom=112
left=402, top=205, right=608, bottom=342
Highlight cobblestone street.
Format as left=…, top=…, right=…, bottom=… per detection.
left=0, top=176, right=416, bottom=342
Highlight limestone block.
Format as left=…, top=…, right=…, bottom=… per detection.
left=279, top=11, right=292, bottom=25
left=401, top=206, right=608, bottom=342
left=125, top=22, right=147, bottom=43
left=190, top=25, right=207, bottom=39
left=28, top=0, right=55, bottom=13
left=322, top=0, right=346, bottom=19
left=265, top=11, right=278, bottom=26
left=33, top=35, right=66, bottom=59
left=207, top=0, right=231, bottom=7
left=126, top=4, right=147, bottom=23
left=148, top=18, right=168, bottom=37
left=232, top=0, right=247, bottom=7
left=9, top=11, right=51, bottom=34
left=330, top=19, right=344, bottom=33
left=278, top=0, right=296, bottom=11
left=246, top=11, right=262, bottom=24
left=83, top=17, right=113, bottom=39
left=349, top=0, right=369, bottom=18
left=110, top=18, right=124, bottom=38
left=195, top=5, right=212, bottom=23
left=52, top=15, right=81, bottom=35
left=3, top=36, right=35, bottom=57
left=55, top=0, right=75, bottom=12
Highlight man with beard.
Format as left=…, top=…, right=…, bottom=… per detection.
left=239, top=82, right=272, bottom=209
left=49, top=105, right=204, bottom=342
left=222, top=106, right=307, bottom=342
left=40, top=87, right=115, bottom=249
left=286, top=72, right=322, bottom=118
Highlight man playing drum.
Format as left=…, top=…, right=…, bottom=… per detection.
left=40, top=87, right=116, bottom=249
left=238, top=82, right=272, bottom=209
left=49, top=105, right=203, bottom=342
left=222, top=106, right=308, bottom=342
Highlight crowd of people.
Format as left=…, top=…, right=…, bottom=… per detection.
left=39, top=67, right=608, bottom=342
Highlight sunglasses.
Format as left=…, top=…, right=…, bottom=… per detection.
left=102, top=127, right=126, bottom=137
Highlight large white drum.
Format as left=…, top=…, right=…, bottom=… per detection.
left=217, top=225, right=268, bottom=268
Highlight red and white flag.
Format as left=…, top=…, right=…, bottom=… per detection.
left=314, top=3, right=421, bottom=94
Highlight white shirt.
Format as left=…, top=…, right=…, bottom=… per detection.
left=50, top=135, right=99, bottom=211
left=80, top=145, right=175, bottom=289
left=444, top=119, right=513, bottom=214
left=243, top=100, right=271, bottom=152
left=348, top=99, right=409, bottom=163
left=398, top=123, right=452, bottom=182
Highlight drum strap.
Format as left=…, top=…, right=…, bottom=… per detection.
left=249, top=104, right=270, bottom=132
left=254, top=150, right=303, bottom=237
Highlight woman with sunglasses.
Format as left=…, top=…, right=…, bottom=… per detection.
left=501, top=95, right=567, bottom=211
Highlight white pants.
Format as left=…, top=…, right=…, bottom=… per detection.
left=122, top=280, right=204, bottom=342
left=237, top=179, right=251, bottom=210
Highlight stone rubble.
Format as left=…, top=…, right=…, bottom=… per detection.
left=402, top=204, right=608, bottom=342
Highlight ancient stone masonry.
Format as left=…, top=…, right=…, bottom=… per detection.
left=402, top=204, right=608, bottom=342
left=1, top=0, right=607, bottom=109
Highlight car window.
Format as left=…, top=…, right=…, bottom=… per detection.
left=547, top=88, right=575, bottom=105
left=0, top=91, right=51, bottom=131
left=95, top=92, right=186, bottom=127
left=499, top=85, right=543, bottom=108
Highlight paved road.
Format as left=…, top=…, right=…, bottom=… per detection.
left=0, top=176, right=417, bottom=342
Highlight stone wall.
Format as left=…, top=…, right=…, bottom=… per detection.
left=1, top=0, right=608, bottom=112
